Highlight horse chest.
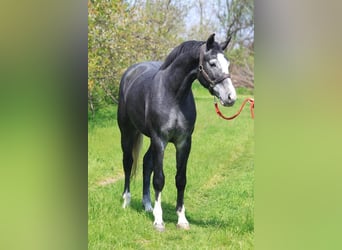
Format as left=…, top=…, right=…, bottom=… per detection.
left=159, top=108, right=192, bottom=139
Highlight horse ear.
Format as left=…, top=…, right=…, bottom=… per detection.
left=220, top=36, right=232, bottom=51
left=206, top=33, right=215, bottom=50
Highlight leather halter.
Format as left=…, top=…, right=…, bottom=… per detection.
left=198, top=44, right=231, bottom=88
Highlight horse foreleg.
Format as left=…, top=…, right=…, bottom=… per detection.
left=153, top=191, right=164, bottom=232
left=175, top=137, right=191, bottom=230
left=151, top=137, right=166, bottom=231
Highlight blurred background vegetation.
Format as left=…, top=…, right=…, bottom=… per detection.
left=88, top=0, right=254, bottom=116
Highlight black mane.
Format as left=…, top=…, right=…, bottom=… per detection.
left=160, top=40, right=205, bottom=70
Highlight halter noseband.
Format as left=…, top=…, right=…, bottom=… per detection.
left=198, top=44, right=231, bottom=88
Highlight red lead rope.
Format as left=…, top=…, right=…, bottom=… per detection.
left=214, top=98, right=254, bottom=120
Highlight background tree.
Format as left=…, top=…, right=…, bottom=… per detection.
left=214, top=0, right=254, bottom=88
left=214, top=0, right=254, bottom=46
left=88, top=0, right=187, bottom=116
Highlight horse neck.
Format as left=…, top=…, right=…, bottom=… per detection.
left=163, top=52, right=199, bottom=101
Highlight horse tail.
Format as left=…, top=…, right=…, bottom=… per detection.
left=131, top=133, right=143, bottom=178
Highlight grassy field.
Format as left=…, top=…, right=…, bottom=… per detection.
left=88, top=86, right=254, bottom=249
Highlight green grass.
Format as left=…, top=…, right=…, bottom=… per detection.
left=88, top=86, right=254, bottom=249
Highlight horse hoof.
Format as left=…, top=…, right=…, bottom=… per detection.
left=144, top=205, right=153, bottom=212
left=142, top=196, right=153, bottom=212
left=122, top=192, right=131, bottom=208
left=143, top=202, right=153, bottom=212
left=153, top=222, right=165, bottom=232
left=122, top=199, right=130, bottom=208
left=177, top=223, right=190, bottom=230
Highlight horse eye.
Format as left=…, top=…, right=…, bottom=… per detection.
left=209, top=62, right=217, bottom=67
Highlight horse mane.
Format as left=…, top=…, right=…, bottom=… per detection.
left=160, top=40, right=205, bottom=70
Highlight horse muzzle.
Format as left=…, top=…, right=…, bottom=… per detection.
left=220, top=93, right=236, bottom=107
left=213, top=78, right=237, bottom=107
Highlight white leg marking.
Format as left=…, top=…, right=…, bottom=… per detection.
left=122, top=191, right=131, bottom=208
left=177, top=205, right=190, bottom=230
left=153, top=193, right=165, bottom=231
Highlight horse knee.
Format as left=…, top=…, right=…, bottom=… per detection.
left=176, top=175, right=187, bottom=190
left=153, top=172, right=165, bottom=191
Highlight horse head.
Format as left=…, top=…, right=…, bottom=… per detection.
left=198, top=33, right=237, bottom=107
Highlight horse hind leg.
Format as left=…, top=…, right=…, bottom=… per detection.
left=121, top=130, right=143, bottom=208
left=121, top=137, right=133, bottom=208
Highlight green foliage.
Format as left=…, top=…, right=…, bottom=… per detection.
left=227, top=47, right=252, bottom=67
left=88, top=87, right=254, bottom=248
left=88, top=0, right=187, bottom=114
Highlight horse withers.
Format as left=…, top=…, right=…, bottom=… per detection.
left=117, top=33, right=236, bottom=231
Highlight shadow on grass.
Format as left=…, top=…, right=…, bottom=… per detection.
left=187, top=214, right=253, bottom=234
left=129, top=199, right=177, bottom=223
left=129, top=199, right=253, bottom=234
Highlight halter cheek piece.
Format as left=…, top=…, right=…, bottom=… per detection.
left=197, top=44, right=231, bottom=90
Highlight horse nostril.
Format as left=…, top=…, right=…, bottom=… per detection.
left=228, top=94, right=236, bottom=104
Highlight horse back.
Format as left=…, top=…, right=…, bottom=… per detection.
left=118, top=62, right=162, bottom=134
left=119, top=62, right=161, bottom=100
